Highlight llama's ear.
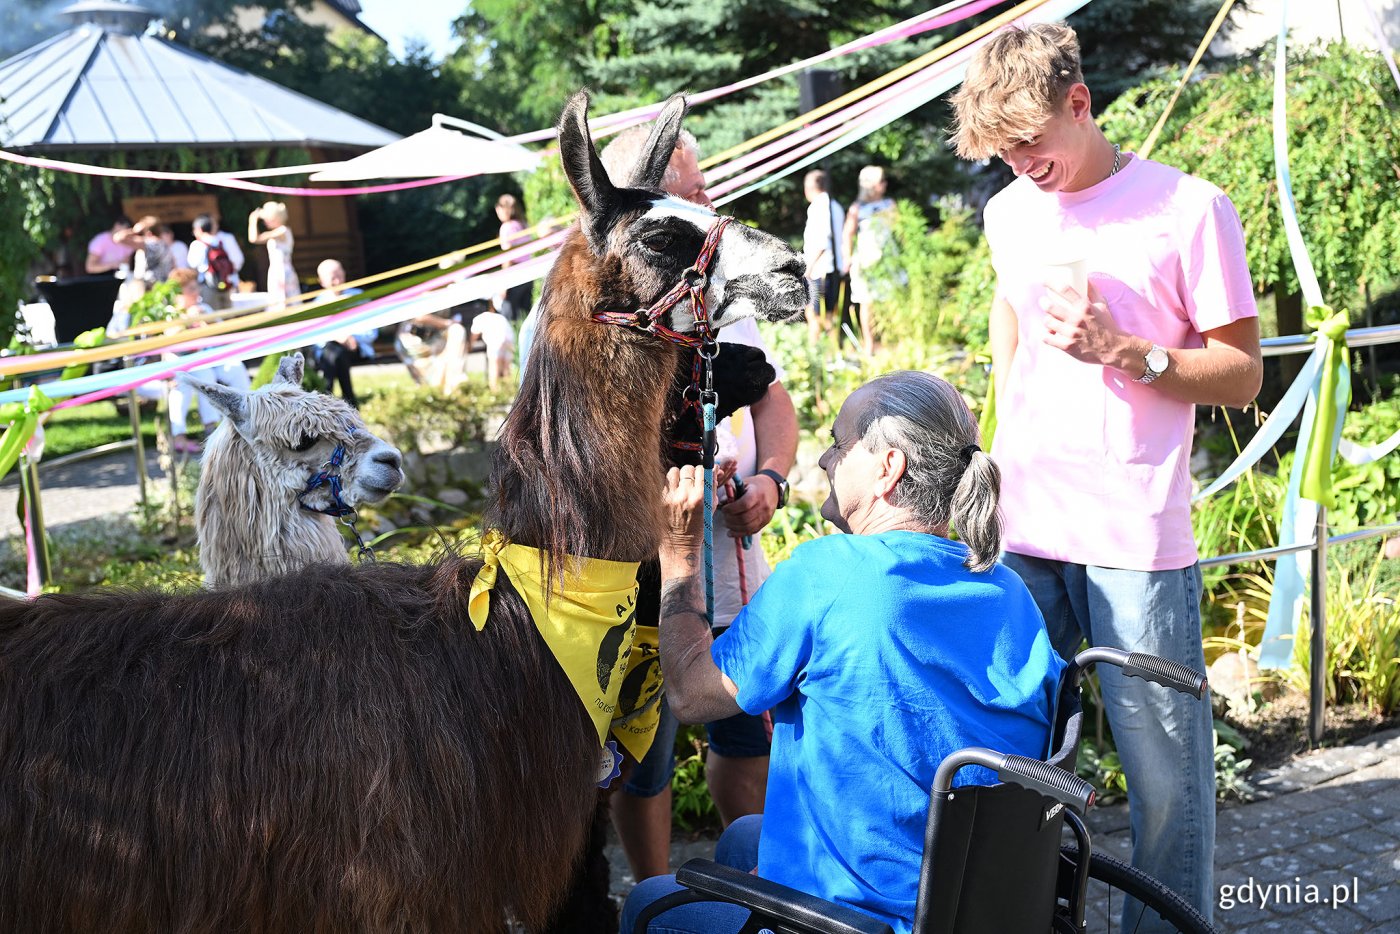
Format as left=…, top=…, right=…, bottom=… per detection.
left=558, top=89, right=618, bottom=248
left=177, top=371, right=249, bottom=430
left=274, top=352, right=304, bottom=387
left=627, top=94, right=689, bottom=189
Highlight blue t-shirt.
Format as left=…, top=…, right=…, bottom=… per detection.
left=711, top=531, right=1064, bottom=934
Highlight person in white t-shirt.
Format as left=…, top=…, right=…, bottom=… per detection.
left=801, top=169, right=845, bottom=343
left=469, top=308, right=515, bottom=391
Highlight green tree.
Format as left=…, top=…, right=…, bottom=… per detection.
left=1097, top=42, right=1400, bottom=325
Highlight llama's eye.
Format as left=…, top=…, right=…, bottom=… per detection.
left=641, top=233, right=672, bottom=253
left=291, top=433, right=319, bottom=453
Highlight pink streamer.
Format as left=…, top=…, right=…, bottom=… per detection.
left=0, top=0, right=1007, bottom=192
left=49, top=233, right=568, bottom=411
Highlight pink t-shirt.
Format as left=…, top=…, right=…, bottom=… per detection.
left=87, top=230, right=135, bottom=268
left=984, top=155, right=1258, bottom=571
left=499, top=219, right=528, bottom=248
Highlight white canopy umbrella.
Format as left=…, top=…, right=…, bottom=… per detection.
left=309, top=115, right=539, bottom=181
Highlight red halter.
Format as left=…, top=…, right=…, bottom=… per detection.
left=591, top=216, right=731, bottom=349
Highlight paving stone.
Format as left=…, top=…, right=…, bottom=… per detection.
left=1333, top=828, right=1399, bottom=859
left=1347, top=881, right=1400, bottom=925
left=1304, top=912, right=1372, bottom=934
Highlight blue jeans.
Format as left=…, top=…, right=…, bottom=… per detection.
left=620, top=815, right=763, bottom=934
left=1002, top=553, right=1215, bottom=930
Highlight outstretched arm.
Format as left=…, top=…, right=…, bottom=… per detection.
left=658, top=465, right=744, bottom=724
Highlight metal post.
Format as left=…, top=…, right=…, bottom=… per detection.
left=128, top=389, right=148, bottom=508
left=1309, top=505, right=1328, bottom=746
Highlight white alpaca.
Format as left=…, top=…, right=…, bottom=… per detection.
left=178, top=353, right=404, bottom=588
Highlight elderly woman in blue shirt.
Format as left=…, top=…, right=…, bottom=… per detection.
left=625, top=370, right=1064, bottom=934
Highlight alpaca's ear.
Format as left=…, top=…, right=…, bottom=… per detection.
left=274, top=352, right=304, bottom=387
left=558, top=89, right=618, bottom=251
left=628, top=95, right=689, bottom=190
left=177, top=372, right=249, bottom=431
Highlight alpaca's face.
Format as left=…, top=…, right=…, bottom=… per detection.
left=246, top=389, right=405, bottom=512
left=605, top=195, right=808, bottom=335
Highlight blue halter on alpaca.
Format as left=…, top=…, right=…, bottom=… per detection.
left=298, top=434, right=376, bottom=561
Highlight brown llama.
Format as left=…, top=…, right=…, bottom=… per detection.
left=179, top=352, right=405, bottom=588
left=0, top=90, right=806, bottom=934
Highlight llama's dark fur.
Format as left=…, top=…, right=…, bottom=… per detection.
left=0, top=557, right=598, bottom=933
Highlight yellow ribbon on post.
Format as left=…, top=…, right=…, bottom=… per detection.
left=468, top=532, right=658, bottom=757
left=1299, top=305, right=1351, bottom=508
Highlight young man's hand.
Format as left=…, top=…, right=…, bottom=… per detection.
left=1040, top=281, right=1144, bottom=372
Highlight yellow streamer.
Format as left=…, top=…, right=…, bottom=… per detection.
left=1137, top=0, right=1240, bottom=161
left=702, top=0, right=1057, bottom=169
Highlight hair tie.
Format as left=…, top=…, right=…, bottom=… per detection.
left=959, top=444, right=981, bottom=467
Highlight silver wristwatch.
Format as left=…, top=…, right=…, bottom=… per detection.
left=1135, top=344, right=1169, bottom=385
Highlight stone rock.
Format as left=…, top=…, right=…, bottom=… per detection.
left=372, top=516, right=397, bottom=536
left=424, top=453, right=450, bottom=487
left=447, top=445, right=494, bottom=485
left=436, top=487, right=470, bottom=507
left=1209, top=651, right=1277, bottom=714
left=401, top=451, right=425, bottom=486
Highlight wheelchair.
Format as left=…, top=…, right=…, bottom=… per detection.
left=634, top=648, right=1219, bottom=934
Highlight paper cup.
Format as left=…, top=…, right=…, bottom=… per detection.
left=1043, top=257, right=1088, bottom=297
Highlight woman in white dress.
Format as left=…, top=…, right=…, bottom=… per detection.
left=248, top=201, right=300, bottom=307
left=842, top=166, right=899, bottom=358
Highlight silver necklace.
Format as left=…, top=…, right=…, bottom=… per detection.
left=1110, top=143, right=1122, bottom=176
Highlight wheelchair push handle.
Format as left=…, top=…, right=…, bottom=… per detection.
left=933, top=748, right=1095, bottom=814
left=1073, top=647, right=1209, bottom=699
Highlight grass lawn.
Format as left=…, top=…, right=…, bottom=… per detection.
left=41, top=400, right=159, bottom=460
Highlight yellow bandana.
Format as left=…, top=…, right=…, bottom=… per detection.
left=468, top=533, right=660, bottom=759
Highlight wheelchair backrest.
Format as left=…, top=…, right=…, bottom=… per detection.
left=911, top=676, right=1084, bottom=934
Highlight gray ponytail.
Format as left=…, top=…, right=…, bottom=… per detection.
left=854, top=371, right=1003, bottom=572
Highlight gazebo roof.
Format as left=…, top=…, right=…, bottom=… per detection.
left=0, top=1, right=399, bottom=152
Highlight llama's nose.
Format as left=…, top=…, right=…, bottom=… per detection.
left=374, top=448, right=403, bottom=471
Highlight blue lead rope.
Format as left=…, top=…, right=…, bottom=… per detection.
left=702, top=395, right=717, bottom=627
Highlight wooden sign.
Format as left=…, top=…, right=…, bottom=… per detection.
left=121, top=194, right=221, bottom=224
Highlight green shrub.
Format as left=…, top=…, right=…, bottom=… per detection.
left=874, top=199, right=995, bottom=352
left=126, top=280, right=181, bottom=328
left=1286, top=547, right=1400, bottom=716
left=360, top=381, right=512, bottom=456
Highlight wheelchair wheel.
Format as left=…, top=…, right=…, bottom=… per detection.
left=1060, top=846, right=1217, bottom=933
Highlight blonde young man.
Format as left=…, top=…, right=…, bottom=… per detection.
left=951, top=23, right=1262, bottom=928
left=598, top=124, right=800, bottom=883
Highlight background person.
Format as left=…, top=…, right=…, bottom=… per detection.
left=599, top=121, right=800, bottom=882
left=85, top=217, right=137, bottom=275
left=311, top=259, right=373, bottom=407
left=623, top=370, right=1064, bottom=934
left=131, top=216, right=175, bottom=287
left=494, top=193, right=535, bottom=321
left=801, top=169, right=845, bottom=343
left=950, top=22, right=1263, bottom=928
left=248, top=201, right=300, bottom=306
left=841, top=166, right=899, bottom=358
left=164, top=268, right=253, bottom=454
left=468, top=307, right=515, bottom=391
left=188, top=214, right=244, bottom=311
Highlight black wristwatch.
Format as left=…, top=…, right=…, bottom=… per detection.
left=756, top=468, right=790, bottom=508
